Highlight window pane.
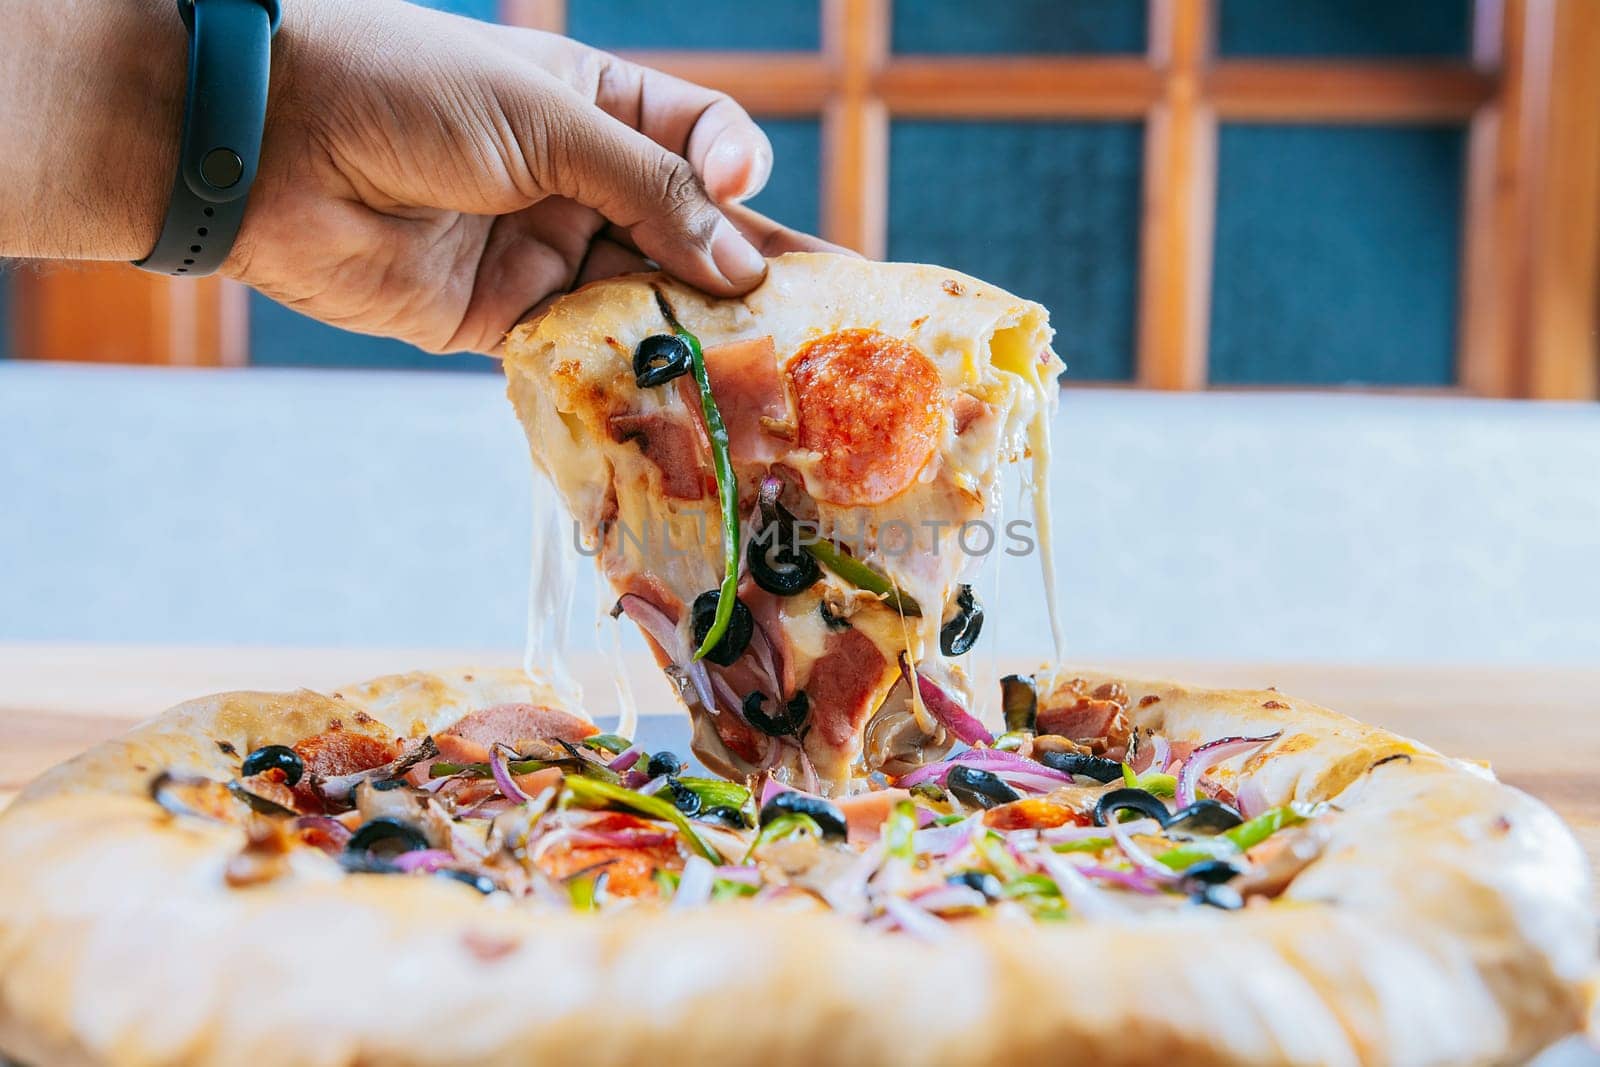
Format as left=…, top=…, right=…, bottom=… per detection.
left=249, top=296, right=499, bottom=373
left=749, top=119, right=822, bottom=236
left=1218, top=0, right=1471, bottom=57
left=0, top=275, right=10, bottom=359
left=889, top=121, right=1142, bottom=382
left=893, top=0, right=1146, bottom=54
left=1209, top=125, right=1464, bottom=387
left=567, top=0, right=821, bottom=51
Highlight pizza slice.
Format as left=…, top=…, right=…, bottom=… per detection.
left=504, top=253, right=1065, bottom=792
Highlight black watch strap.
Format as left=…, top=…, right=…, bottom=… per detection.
left=135, top=0, right=281, bottom=277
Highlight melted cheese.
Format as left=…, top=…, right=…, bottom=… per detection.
left=523, top=470, right=582, bottom=710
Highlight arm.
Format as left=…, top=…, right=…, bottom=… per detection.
left=0, top=0, right=838, bottom=352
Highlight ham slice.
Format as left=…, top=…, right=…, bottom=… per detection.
left=677, top=336, right=789, bottom=466
left=803, top=627, right=891, bottom=750
left=608, top=411, right=712, bottom=500
left=432, top=702, right=597, bottom=765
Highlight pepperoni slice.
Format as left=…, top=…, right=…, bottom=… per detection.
left=787, top=330, right=945, bottom=505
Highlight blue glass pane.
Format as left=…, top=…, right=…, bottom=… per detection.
left=1209, top=125, right=1464, bottom=387
left=568, top=0, right=821, bottom=50
left=749, top=119, right=821, bottom=236
left=249, top=295, right=499, bottom=372
left=894, top=0, right=1146, bottom=54
left=1218, top=0, right=1470, bottom=57
left=888, top=121, right=1143, bottom=382
left=414, top=0, right=499, bottom=20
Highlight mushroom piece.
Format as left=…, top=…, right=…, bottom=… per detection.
left=861, top=679, right=954, bottom=778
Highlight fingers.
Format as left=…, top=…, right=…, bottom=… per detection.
left=583, top=52, right=773, bottom=204
left=722, top=203, right=858, bottom=258
left=526, top=78, right=766, bottom=295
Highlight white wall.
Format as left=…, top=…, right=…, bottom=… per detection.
left=2, top=363, right=1596, bottom=666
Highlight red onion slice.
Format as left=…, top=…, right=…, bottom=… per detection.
left=895, top=752, right=1069, bottom=791
left=714, top=865, right=762, bottom=886
left=1075, top=864, right=1164, bottom=894
left=1174, top=732, right=1282, bottom=808
left=1039, top=818, right=1159, bottom=844
left=607, top=747, right=643, bottom=773
left=391, top=849, right=456, bottom=874
left=1106, top=811, right=1182, bottom=885
left=1036, top=852, right=1132, bottom=919
left=882, top=896, right=951, bottom=941
left=900, top=656, right=993, bottom=746
left=489, top=744, right=535, bottom=804
left=672, top=855, right=716, bottom=909
left=617, top=593, right=715, bottom=712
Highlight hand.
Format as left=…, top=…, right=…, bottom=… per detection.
left=235, top=1, right=843, bottom=353
left=0, top=0, right=843, bottom=354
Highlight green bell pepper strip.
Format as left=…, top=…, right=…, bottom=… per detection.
left=1121, top=764, right=1177, bottom=798
left=744, top=812, right=822, bottom=861
left=974, top=829, right=1022, bottom=882
left=567, top=872, right=603, bottom=911
left=655, top=291, right=740, bottom=661
left=1156, top=803, right=1312, bottom=870
left=672, top=776, right=757, bottom=826
left=561, top=775, right=724, bottom=864
left=1050, top=835, right=1113, bottom=855
left=581, top=733, right=632, bottom=755
left=803, top=538, right=921, bottom=616
left=884, top=800, right=917, bottom=863
left=428, top=758, right=620, bottom=786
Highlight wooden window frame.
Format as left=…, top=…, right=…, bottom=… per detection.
left=11, top=0, right=1596, bottom=399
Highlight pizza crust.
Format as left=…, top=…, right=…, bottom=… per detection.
left=0, top=669, right=1591, bottom=1066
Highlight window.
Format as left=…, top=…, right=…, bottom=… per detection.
left=9, top=1, right=1596, bottom=398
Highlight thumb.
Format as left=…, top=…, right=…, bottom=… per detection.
left=526, top=81, right=768, bottom=295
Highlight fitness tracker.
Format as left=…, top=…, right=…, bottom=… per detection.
left=134, top=0, right=281, bottom=277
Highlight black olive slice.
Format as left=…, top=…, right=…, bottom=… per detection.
left=1180, top=859, right=1245, bottom=888
left=1038, top=751, right=1124, bottom=783
left=758, top=790, right=848, bottom=840
left=946, top=765, right=1021, bottom=810
left=647, top=751, right=684, bottom=779
left=1190, top=883, right=1244, bottom=910
left=818, top=600, right=852, bottom=631
left=665, top=777, right=703, bottom=817
left=339, top=852, right=401, bottom=875
left=741, top=691, right=810, bottom=737
left=240, top=744, right=304, bottom=786
left=690, top=590, right=754, bottom=667
left=1164, top=799, right=1245, bottom=835
left=226, top=780, right=299, bottom=817
left=632, top=333, right=692, bottom=388
left=999, top=674, right=1037, bottom=733
left=346, top=816, right=430, bottom=859
left=947, top=870, right=1003, bottom=901
left=436, top=869, right=498, bottom=895
left=939, top=585, right=985, bottom=657
left=748, top=527, right=822, bottom=596
left=1092, top=787, right=1172, bottom=827
left=697, top=805, right=751, bottom=829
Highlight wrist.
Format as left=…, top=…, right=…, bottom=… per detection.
left=0, top=0, right=187, bottom=261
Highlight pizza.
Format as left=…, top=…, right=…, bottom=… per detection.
left=0, top=667, right=1590, bottom=1065
left=503, top=253, right=1065, bottom=793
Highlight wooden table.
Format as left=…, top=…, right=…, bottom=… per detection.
left=5, top=644, right=1597, bottom=878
